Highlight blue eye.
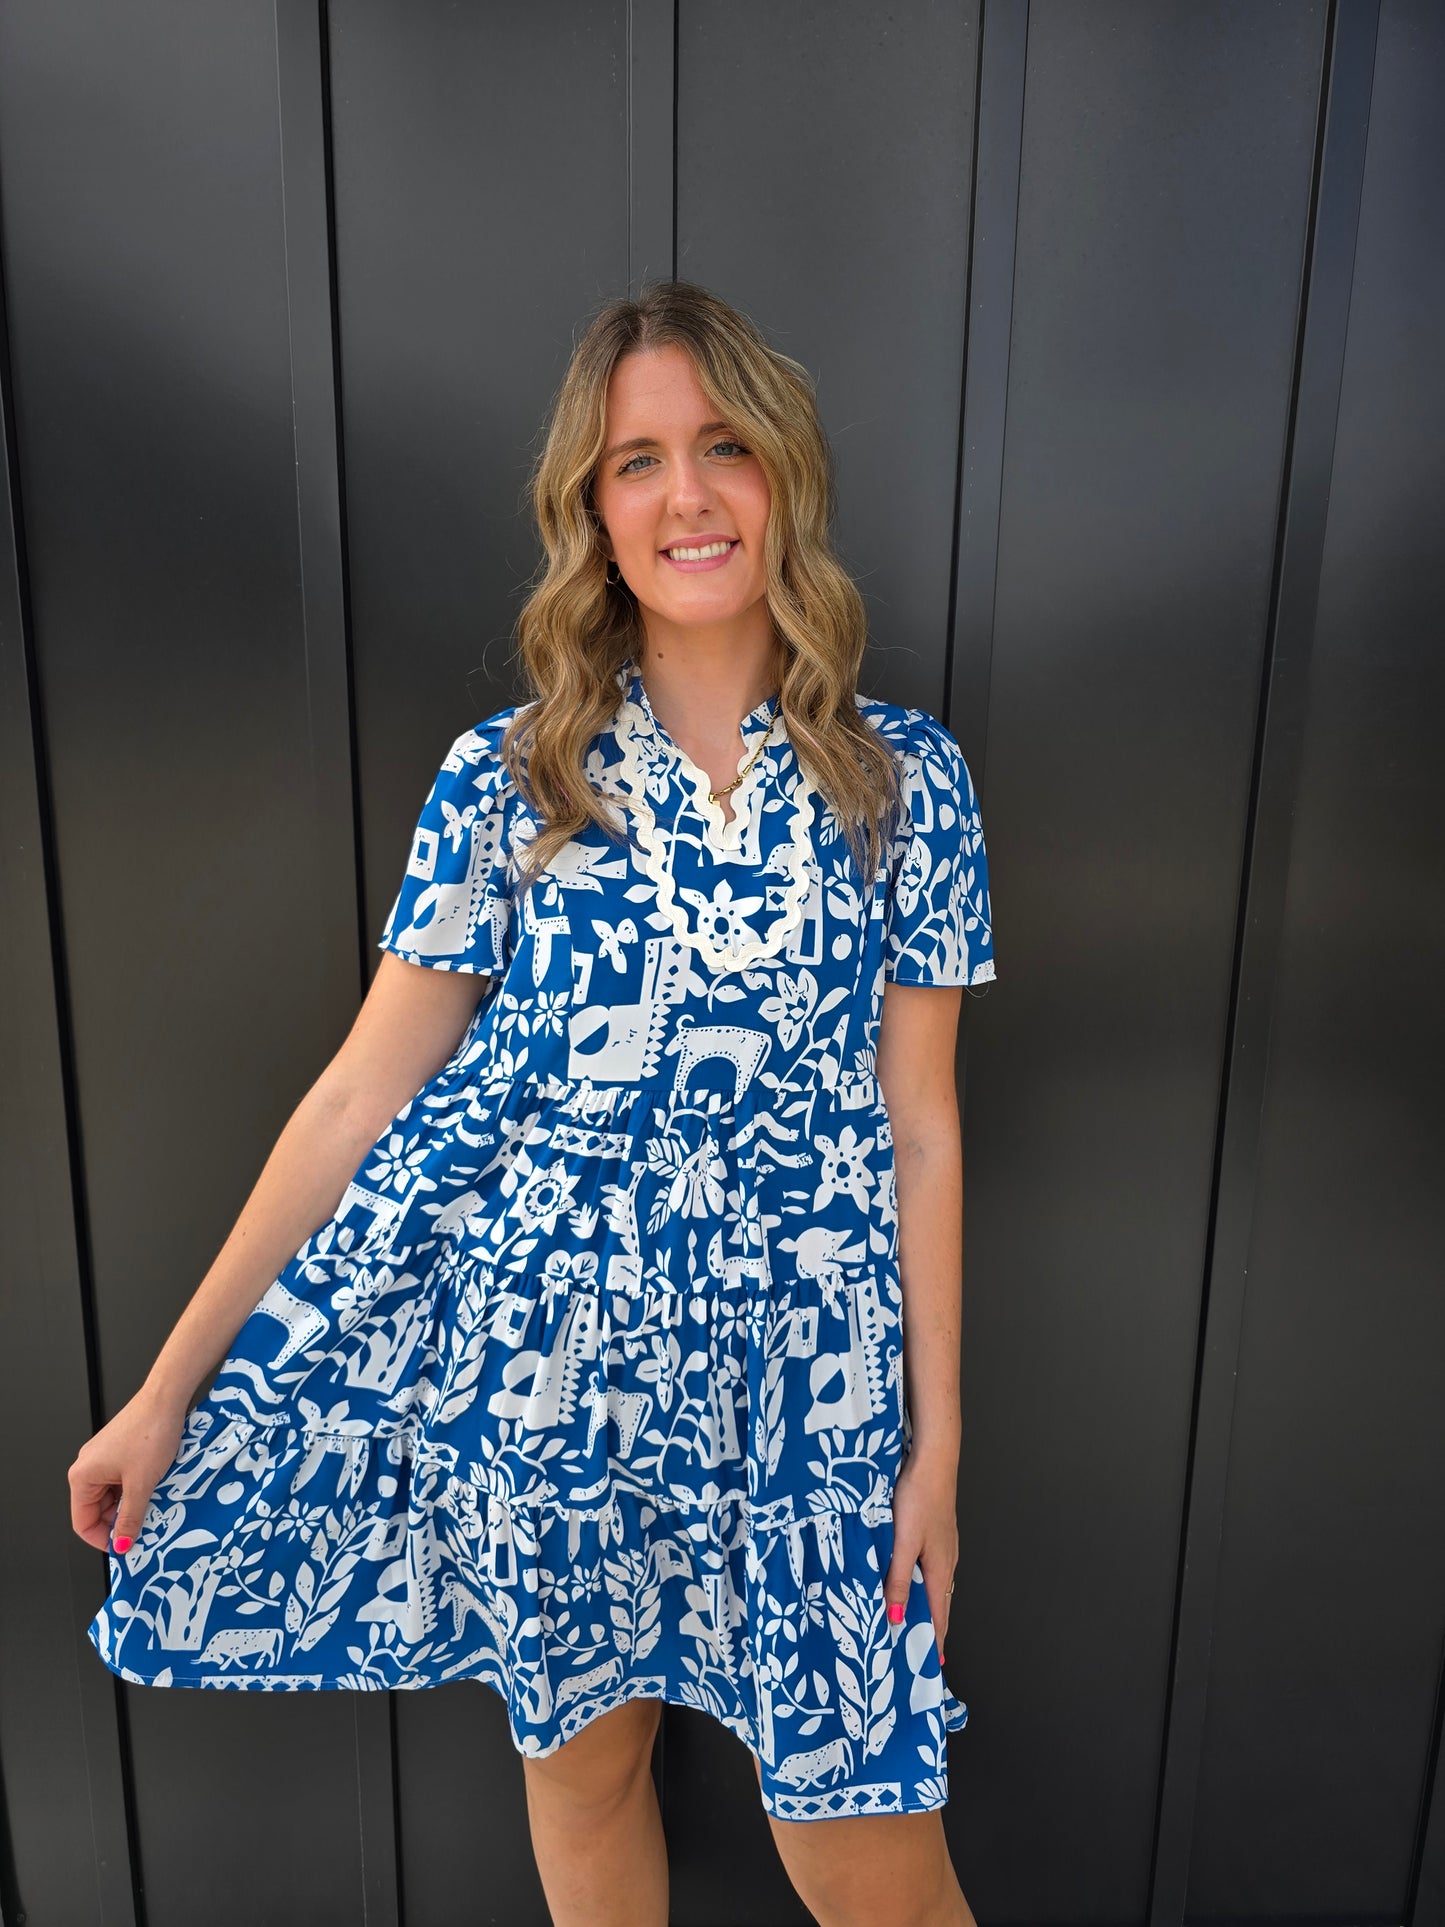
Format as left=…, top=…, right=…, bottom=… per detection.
left=617, top=439, right=747, bottom=476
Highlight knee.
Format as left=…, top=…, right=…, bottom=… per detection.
left=764, top=1811, right=953, bottom=1927
left=521, top=1697, right=662, bottom=1817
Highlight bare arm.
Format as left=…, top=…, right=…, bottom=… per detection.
left=876, top=978, right=966, bottom=1469
left=875, top=977, right=966, bottom=1660
left=69, top=954, right=489, bottom=1550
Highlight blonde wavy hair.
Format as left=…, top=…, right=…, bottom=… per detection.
left=498, top=280, right=904, bottom=898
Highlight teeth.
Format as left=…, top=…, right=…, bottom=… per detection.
left=665, top=540, right=735, bottom=561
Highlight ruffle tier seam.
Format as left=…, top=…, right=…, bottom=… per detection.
left=174, top=1411, right=895, bottom=1534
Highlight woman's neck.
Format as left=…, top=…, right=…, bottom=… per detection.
left=633, top=641, right=783, bottom=737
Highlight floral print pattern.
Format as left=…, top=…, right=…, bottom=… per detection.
left=86, top=659, right=995, bottom=1820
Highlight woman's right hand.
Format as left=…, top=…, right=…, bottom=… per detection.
left=68, top=1391, right=189, bottom=1554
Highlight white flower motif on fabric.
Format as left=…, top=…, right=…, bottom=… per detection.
left=610, top=671, right=818, bottom=976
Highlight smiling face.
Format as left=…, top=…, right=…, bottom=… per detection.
left=591, top=342, right=774, bottom=649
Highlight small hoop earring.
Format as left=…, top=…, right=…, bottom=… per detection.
left=604, top=558, right=620, bottom=586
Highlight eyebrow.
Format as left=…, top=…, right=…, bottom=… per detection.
left=601, top=421, right=735, bottom=464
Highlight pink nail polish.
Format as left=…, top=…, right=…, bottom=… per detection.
left=113, top=1536, right=132, bottom=1553
left=887, top=1601, right=904, bottom=1623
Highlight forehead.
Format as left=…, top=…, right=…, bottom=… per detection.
left=604, top=344, right=714, bottom=429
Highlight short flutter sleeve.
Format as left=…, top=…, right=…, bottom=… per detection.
left=883, top=712, right=996, bottom=988
left=376, top=721, right=515, bottom=976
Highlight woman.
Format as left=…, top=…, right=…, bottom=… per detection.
left=71, top=281, right=995, bottom=1925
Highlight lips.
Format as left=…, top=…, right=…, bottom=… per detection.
left=659, top=538, right=741, bottom=574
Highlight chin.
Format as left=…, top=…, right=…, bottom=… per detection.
left=668, top=601, right=755, bottom=626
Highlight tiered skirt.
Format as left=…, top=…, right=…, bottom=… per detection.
left=87, top=1067, right=968, bottom=1821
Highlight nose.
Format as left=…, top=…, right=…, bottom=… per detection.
left=666, top=454, right=721, bottom=517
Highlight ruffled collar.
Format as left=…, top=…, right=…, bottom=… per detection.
left=607, top=655, right=816, bottom=975
left=611, top=656, right=783, bottom=855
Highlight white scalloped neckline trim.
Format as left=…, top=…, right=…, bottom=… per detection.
left=612, top=661, right=817, bottom=974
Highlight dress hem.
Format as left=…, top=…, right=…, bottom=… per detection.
left=85, top=1638, right=967, bottom=1822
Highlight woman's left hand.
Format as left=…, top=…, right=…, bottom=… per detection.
left=882, top=1447, right=959, bottom=1664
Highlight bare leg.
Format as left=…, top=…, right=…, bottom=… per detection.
left=522, top=1698, right=668, bottom=1927
left=752, top=1752, right=976, bottom=1927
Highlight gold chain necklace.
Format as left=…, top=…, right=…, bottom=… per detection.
left=708, top=694, right=780, bottom=801
left=635, top=661, right=781, bottom=802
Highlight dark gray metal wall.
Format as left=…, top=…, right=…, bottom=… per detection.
left=1, top=2, right=1440, bottom=1923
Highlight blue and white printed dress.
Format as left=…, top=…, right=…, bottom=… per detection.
left=87, top=656, right=996, bottom=1821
